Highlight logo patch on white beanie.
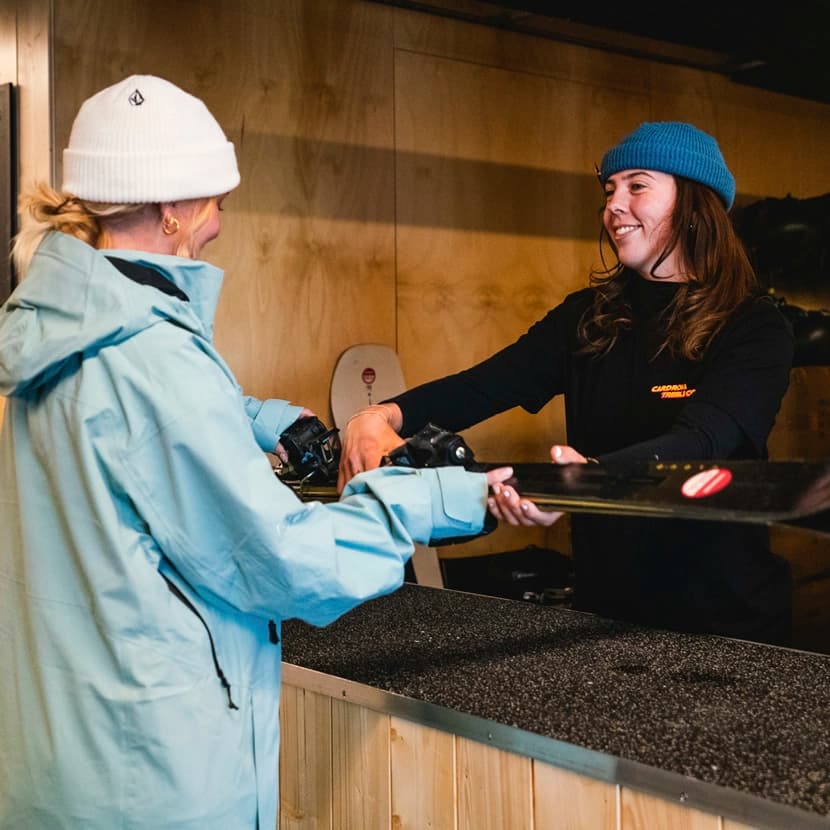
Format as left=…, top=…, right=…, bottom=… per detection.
left=62, top=74, right=240, bottom=203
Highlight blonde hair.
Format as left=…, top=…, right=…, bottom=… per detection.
left=12, top=182, right=220, bottom=278
left=176, top=199, right=219, bottom=259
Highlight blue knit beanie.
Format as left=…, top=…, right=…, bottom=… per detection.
left=599, top=121, right=736, bottom=210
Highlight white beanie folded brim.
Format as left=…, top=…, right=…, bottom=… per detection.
left=63, top=143, right=240, bottom=203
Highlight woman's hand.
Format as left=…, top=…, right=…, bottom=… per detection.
left=487, top=460, right=563, bottom=528
left=337, top=403, right=405, bottom=493
left=484, top=442, right=588, bottom=527
left=487, top=476, right=563, bottom=527
left=550, top=443, right=589, bottom=464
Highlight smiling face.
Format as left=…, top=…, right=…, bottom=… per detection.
left=602, top=169, right=684, bottom=281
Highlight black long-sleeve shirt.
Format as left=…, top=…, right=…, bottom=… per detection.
left=391, top=273, right=796, bottom=642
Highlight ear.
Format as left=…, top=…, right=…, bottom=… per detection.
left=160, top=205, right=181, bottom=237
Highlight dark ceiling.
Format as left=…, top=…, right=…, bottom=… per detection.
left=371, top=1, right=830, bottom=106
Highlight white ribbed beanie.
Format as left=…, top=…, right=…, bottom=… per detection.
left=62, top=75, right=240, bottom=203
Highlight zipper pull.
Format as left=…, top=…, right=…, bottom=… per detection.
left=268, top=619, right=279, bottom=645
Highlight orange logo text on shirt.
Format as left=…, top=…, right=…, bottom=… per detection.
left=651, top=383, right=696, bottom=399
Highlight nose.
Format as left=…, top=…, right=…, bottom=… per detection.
left=606, top=191, right=627, bottom=214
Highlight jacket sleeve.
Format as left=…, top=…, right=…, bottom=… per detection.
left=242, top=395, right=303, bottom=453
left=108, top=331, right=488, bottom=628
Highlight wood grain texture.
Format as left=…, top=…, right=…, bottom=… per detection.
left=13, top=0, right=51, bottom=189
left=534, top=760, right=617, bottom=829
left=390, top=717, right=455, bottom=830
left=456, top=735, right=533, bottom=829
left=0, top=1, right=16, bottom=82
left=331, top=698, right=391, bottom=829
left=621, top=787, right=720, bottom=829
left=279, top=685, right=333, bottom=830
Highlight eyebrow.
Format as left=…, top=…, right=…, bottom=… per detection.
left=620, top=170, right=656, bottom=181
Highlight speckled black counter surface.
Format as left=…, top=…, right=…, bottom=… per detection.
left=282, top=583, right=830, bottom=826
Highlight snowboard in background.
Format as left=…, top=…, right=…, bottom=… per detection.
left=330, top=343, right=406, bottom=432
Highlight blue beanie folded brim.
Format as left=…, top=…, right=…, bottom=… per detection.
left=600, top=121, right=736, bottom=210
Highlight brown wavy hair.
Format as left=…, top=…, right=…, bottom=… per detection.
left=578, top=178, right=759, bottom=361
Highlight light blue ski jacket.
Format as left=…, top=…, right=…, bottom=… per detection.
left=0, top=232, right=488, bottom=829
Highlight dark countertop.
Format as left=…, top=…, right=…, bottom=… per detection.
left=282, top=583, right=830, bottom=824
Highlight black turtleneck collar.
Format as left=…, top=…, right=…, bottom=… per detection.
left=627, top=271, right=682, bottom=317
left=106, top=256, right=189, bottom=302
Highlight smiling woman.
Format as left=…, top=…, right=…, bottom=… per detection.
left=341, top=120, right=796, bottom=646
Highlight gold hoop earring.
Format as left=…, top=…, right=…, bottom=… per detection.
left=162, top=215, right=180, bottom=235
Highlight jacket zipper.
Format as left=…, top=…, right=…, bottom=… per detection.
left=163, top=575, right=239, bottom=710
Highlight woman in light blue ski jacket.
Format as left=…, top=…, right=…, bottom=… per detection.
left=0, top=75, right=511, bottom=830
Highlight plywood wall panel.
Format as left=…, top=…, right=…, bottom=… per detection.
left=52, top=0, right=396, bottom=419
left=393, top=9, right=830, bottom=201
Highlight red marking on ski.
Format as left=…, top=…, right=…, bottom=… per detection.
left=681, top=467, right=733, bottom=499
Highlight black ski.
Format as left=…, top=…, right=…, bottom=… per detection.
left=274, top=418, right=830, bottom=538
left=490, top=459, right=830, bottom=534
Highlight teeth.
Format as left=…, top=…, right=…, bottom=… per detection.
left=614, top=225, right=638, bottom=238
